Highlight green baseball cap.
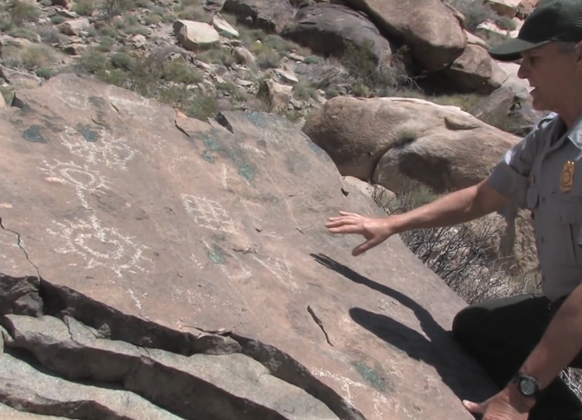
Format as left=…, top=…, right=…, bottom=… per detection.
left=489, top=0, right=582, bottom=62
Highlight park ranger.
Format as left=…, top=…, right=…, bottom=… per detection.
left=325, top=0, right=582, bottom=419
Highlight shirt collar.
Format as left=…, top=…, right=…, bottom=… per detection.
left=567, top=112, right=582, bottom=149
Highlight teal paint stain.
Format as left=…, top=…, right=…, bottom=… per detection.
left=237, top=162, right=255, bottom=181
left=354, top=361, right=387, bottom=392
left=203, top=136, right=221, bottom=151
left=201, top=151, right=215, bottom=162
left=75, top=123, right=99, bottom=142
left=207, top=244, right=225, bottom=265
left=23, top=125, right=46, bottom=143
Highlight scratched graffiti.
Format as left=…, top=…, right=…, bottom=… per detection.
left=42, top=159, right=151, bottom=278
left=59, top=126, right=138, bottom=170
left=55, top=89, right=90, bottom=111
left=47, top=214, right=150, bottom=278
left=105, top=85, right=158, bottom=122
left=181, top=194, right=238, bottom=235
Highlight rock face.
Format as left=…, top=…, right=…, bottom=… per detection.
left=0, top=73, right=496, bottom=420
left=338, top=0, right=467, bottom=71
left=282, top=3, right=392, bottom=63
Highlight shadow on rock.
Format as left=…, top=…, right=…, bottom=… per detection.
left=311, top=252, right=495, bottom=404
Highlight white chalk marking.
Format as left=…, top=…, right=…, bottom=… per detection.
left=47, top=214, right=151, bottom=278
left=181, top=194, right=237, bottom=234
left=59, top=126, right=138, bottom=170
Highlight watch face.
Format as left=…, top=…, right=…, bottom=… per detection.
left=521, top=378, right=537, bottom=395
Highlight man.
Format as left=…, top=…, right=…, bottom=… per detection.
left=325, top=1, right=582, bottom=419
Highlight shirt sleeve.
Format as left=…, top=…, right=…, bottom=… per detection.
left=487, top=116, right=552, bottom=208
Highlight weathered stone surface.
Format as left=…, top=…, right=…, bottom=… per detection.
left=223, top=0, right=295, bottom=33
left=2, top=314, right=338, bottom=420
left=337, top=0, right=466, bottom=71
left=281, top=3, right=391, bottom=63
left=0, top=403, right=69, bottom=420
left=0, top=73, right=496, bottom=420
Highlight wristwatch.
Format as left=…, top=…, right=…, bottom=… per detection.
left=511, top=373, right=541, bottom=399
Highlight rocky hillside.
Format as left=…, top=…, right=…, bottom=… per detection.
left=0, top=0, right=543, bottom=133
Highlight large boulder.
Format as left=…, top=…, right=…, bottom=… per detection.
left=281, top=3, right=392, bottom=63
left=0, top=74, right=496, bottom=420
left=173, top=20, right=221, bottom=51
left=302, top=95, right=520, bottom=192
left=441, top=44, right=504, bottom=93
left=302, top=95, right=538, bottom=277
left=222, top=0, right=295, bottom=33
left=337, top=0, right=467, bottom=71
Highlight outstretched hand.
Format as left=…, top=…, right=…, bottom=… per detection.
left=462, top=388, right=532, bottom=420
left=325, top=211, right=395, bottom=256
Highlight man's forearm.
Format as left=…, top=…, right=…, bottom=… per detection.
left=390, top=180, right=508, bottom=234
left=517, top=283, right=582, bottom=391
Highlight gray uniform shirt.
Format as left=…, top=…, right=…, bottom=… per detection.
left=488, top=112, right=582, bottom=301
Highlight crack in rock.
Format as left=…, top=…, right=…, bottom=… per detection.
left=0, top=218, right=41, bottom=280
left=0, top=273, right=368, bottom=420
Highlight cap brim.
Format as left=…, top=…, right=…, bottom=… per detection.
left=488, top=37, right=551, bottom=62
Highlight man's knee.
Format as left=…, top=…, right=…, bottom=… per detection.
left=451, top=305, right=484, bottom=346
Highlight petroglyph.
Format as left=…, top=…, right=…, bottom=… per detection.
left=47, top=214, right=151, bottom=278
left=59, top=126, right=138, bottom=170
left=240, top=143, right=267, bottom=156
left=105, top=85, right=158, bottom=122
left=41, top=160, right=150, bottom=278
left=41, top=159, right=110, bottom=209
left=181, top=195, right=237, bottom=235
left=312, top=368, right=391, bottom=418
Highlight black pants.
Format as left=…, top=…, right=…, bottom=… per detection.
left=452, top=293, right=582, bottom=420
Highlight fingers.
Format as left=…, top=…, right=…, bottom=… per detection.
left=462, top=400, right=484, bottom=414
left=328, top=225, right=365, bottom=235
left=352, top=237, right=380, bottom=256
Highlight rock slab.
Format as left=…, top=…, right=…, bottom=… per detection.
left=0, top=74, right=496, bottom=420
